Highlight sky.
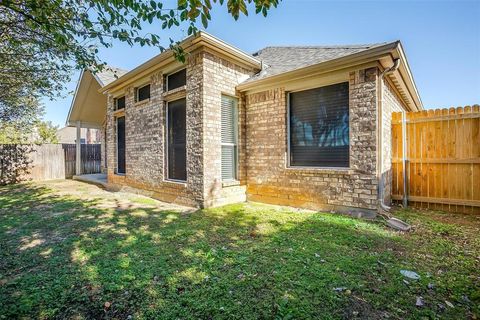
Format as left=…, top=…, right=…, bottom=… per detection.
left=43, top=0, right=480, bottom=127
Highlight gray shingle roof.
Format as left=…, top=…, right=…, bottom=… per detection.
left=94, top=66, right=129, bottom=87
left=246, top=44, right=387, bottom=82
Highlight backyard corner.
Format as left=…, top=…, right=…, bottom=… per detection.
left=0, top=180, right=479, bottom=320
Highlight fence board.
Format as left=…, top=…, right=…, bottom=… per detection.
left=0, top=143, right=101, bottom=184
left=392, top=105, right=480, bottom=214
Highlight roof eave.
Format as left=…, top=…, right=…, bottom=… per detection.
left=65, top=69, right=85, bottom=126
left=100, top=31, right=261, bottom=94
left=237, top=41, right=422, bottom=111
left=395, top=42, right=423, bottom=110
left=66, top=70, right=107, bottom=128
left=237, top=42, right=399, bottom=91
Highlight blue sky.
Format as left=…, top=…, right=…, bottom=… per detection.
left=43, top=0, right=480, bottom=127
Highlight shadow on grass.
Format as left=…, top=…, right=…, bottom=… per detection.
left=0, top=183, right=478, bottom=319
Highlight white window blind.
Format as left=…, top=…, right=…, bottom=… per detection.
left=221, top=95, right=238, bottom=181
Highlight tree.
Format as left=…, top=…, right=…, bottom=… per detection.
left=0, top=0, right=280, bottom=118
left=35, top=121, right=59, bottom=144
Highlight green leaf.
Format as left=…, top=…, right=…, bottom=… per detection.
left=201, top=13, right=208, bottom=28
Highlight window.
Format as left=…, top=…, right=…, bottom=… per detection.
left=289, top=82, right=349, bottom=168
left=166, top=98, right=187, bottom=181
left=221, top=95, right=238, bottom=181
left=114, top=96, right=125, bottom=110
left=116, top=116, right=126, bottom=174
left=135, top=84, right=150, bottom=102
left=166, top=69, right=186, bottom=91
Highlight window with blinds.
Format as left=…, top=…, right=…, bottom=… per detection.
left=167, top=98, right=187, bottom=181
left=221, top=95, right=238, bottom=181
left=289, top=82, right=349, bottom=167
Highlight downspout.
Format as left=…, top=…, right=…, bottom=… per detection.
left=377, top=58, right=401, bottom=213
left=402, top=110, right=408, bottom=208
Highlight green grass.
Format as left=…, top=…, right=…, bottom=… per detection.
left=0, top=181, right=479, bottom=319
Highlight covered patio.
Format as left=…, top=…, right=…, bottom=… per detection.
left=66, top=66, right=127, bottom=176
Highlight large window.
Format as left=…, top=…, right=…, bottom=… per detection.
left=221, top=95, right=238, bottom=181
left=166, top=69, right=186, bottom=91
left=167, top=98, right=187, bottom=181
left=289, top=82, right=349, bottom=168
left=116, top=116, right=126, bottom=174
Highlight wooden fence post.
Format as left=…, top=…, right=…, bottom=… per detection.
left=75, top=121, right=81, bottom=176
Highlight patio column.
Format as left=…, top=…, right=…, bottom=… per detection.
left=75, top=121, right=81, bottom=175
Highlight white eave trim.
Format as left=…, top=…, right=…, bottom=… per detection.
left=65, top=69, right=84, bottom=127
left=100, top=31, right=261, bottom=94
left=237, top=41, right=423, bottom=111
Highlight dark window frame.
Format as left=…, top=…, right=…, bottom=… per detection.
left=116, top=116, right=126, bottom=175
left=166, top=68, right=186, bottom=92
left=165, top=98, right=187, bottom=182
left=287, top=82, right=350, bottom=169
left=114, top=96, right=125, bottom=111
left=135, top=84, right=150, bottom=102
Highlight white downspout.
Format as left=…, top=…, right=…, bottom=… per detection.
left=378, top=58, right=401, bottom=212
left=402, top=110, right=408, bottom=208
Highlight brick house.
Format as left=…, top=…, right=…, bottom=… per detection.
left=67, top=32, right=422, bottom=215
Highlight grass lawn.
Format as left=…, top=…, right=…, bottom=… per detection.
left=0, top=180, right=479, bottom=319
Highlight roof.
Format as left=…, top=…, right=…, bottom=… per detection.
left=100, top=31, right=261, bottom=93
left=247, top=43, right=387, bottom=82
left=92, top=66, right=129, bottom=87
left=66, top=66, right=127, bottom=128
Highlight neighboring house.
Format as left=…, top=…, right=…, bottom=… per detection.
left=67, top=32, right=422, bottom=214
left=57, top=126, right=101, bottom=144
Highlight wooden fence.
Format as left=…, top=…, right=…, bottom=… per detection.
left=63, top=144, right=102, bottom=177
left=392, top=105, right=480, bottom=214
left=0, top=144, right=101, bottom=184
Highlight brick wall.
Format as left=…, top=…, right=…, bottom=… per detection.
left=201, top=51, right=255, bottom=207
left=105, top=61, right=199, bottom=207
left=105, top=50, right=255, bottom=207
left=381, top=78, right=407, bottom=204
left=104, top=51, right=407, bottom=212
left=244, top=68, right=379, bottom=212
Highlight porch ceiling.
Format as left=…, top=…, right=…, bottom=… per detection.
left=66, top=67, right=127, bottom=128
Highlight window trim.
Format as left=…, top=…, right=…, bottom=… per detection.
left=166, top=68, right=187, bottom=92
left=165, top=98, right=187, bottom=183
left=135, top=83, right=151, bottom=103
left=286, top=82, right=351, bottom=170
left=114, top=95, right=126, bottom=111
left=221, top=95, right=239, bottom=182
